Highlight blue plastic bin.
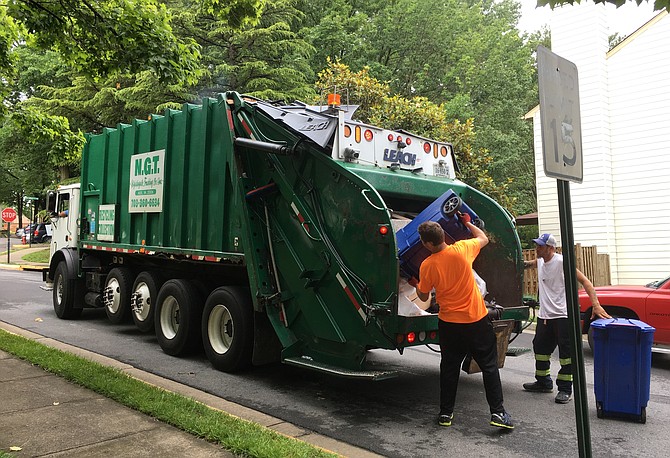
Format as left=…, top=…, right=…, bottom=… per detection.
left=591, top=318, right=655, bottom=423
left=395, top=189, right=480, bottom=279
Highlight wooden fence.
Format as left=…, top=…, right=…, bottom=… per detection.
left=523, top=244, right=611, bottom=297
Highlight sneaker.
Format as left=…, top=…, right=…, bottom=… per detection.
left=555, top=391, right=572, bottom=404
left=523, top=381, right=553, bottom=393
left=490, top=411, right=514, bottom=430
left=438, top=412, right=453, bottom=427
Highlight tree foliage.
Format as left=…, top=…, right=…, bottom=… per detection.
left=1, top=0, right=543, bottom=217
left=7, top=0, right=202, bottom=84
left=173, top=0, right=315, bottom=101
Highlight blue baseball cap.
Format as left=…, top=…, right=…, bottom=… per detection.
left=533, top=233, right=556, bottom=247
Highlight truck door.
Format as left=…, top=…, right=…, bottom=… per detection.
left=50, top=188, right=79, bottom=257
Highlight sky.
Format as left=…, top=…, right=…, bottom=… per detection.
left=517, top=0, right=659, bottom=36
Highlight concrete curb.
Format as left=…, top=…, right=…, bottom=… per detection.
left=0, top=320, right=381, bottom=458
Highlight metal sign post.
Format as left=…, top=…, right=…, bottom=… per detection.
left=537, top=45, right=591, bottom=458
left=25, top=197, right=38, bottom=248
left=2, top=207, right=17, bottom=264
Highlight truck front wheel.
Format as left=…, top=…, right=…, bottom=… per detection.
left=131, top=271, right=163, bottom=333
left=104, top=267, right=133, bottom=324
left=202, top=287, right=253, bottom=372
left=53, top=262, right=82, bottom=320
left=155, top=279, right=203, bottom=356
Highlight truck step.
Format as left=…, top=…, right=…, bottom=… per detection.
left=283, top=356, right=399, bottom=381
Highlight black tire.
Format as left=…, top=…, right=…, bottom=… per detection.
left=43, top=236, right=52, bottom=244
left=131, top=271, right=163, bottom=333
left=201, top=287, right=254, bottom=372
left=104, top=267, right=134, bottom=324
left=53, top=261, right=83, bottom=320
left=155, top=279, right=204, bottom=356
left=596, top=401, right=604, bottom=419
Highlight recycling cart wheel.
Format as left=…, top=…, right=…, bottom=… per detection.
left=596, top=401, right=604, bottom=419
left=202, top=287, right=254, bottom=372
left=441, top=194, right=462, bottom=217
left=155, top=279, right=203, bottom=356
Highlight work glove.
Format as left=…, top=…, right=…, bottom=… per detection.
left=458, top=212, right=471, bottom=225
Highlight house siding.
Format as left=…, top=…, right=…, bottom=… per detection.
left=607, top=13, right=670, bottom=284
left=531, top=5, right=670, bottom=285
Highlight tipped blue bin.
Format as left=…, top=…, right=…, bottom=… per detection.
left=395, top=189, right=480, bottom=280
left=591, top=318, right=655, bottom=423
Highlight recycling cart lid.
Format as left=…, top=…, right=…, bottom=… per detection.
left=591, top=318, right=655, bottom=333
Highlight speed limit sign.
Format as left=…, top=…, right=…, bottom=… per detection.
left=1, top=207, right=17, bottom=223
left=537, top=45, right=583, bottom=183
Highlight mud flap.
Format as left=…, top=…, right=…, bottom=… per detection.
left=252, top=310, right=283, bottom=366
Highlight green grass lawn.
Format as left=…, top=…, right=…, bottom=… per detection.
left=21, top=248, right=50, bottom=263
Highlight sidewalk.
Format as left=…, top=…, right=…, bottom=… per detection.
left=0, top=346, right=236, bottom=457
left=0, top=243, right=49, bottom=271
left=0, top=322, right=378, bottom=458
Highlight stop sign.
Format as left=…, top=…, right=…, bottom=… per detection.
left=1, top=207, right=17, bottom=223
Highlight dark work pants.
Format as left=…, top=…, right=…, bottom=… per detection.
left=438, top=317, right=505, bottom=415
left=532, top=317, right=573, bottom=394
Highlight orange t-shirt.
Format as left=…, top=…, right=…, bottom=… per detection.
left=417, top=238, right=487, bottom=323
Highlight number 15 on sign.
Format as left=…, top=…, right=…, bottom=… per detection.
left=537, top=45, right=583, bottom=183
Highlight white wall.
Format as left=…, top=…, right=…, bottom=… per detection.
left=607, top=13, right=670, bottom=284
left=533, top=6, right=670, bottom=285
left=534, top=2, right=619, bottom=283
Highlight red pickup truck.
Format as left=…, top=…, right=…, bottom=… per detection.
left=578, top=275, right=670, bottom=353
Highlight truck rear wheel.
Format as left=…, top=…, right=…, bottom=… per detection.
left=131, top=271, right=163, bottom=333
left=104, top=267, right=133, bottom=324
left=202, top=287, right=253, bottom=372
left=155, top=279, right=203, bottom=356
left=53, top=261, right=83, bottom=320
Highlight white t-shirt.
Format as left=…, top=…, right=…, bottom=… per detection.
left=537, top=253, right=567, bottom=319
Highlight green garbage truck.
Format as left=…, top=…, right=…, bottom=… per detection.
left=45, top=92, right=528, bottom=379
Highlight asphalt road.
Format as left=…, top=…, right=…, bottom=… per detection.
left=1, top=268, right=670, bottom=457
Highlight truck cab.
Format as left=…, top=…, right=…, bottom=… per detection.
left=47, top=184, right=80, bottom=259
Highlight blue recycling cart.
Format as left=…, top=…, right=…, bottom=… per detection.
left=395, top=189, right=481, bottom=280
left=591, top=318, right=655, bottom=423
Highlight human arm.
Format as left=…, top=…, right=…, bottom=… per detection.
left=459, top=212, right=488, bottom=248
left=576, top=269, right=611, bottom=319
left=524, top=259, right=537, bottom=269
left=407, top=277, right=430, bottom=302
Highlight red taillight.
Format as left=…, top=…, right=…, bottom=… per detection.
left=364, top=129, right=373, bottom=141
left=429, top=331, right=438, bottom=340
left=406, top=332, right=416, bottom=344
left=406, top=137, right=412, bottom=145
left=387, top=133, right=394, bottom=141
left=379, top=225, right=389, bottom=235
left=34, top=229, right=39, bottom=236
left=423, top=142, right=431, bottom=153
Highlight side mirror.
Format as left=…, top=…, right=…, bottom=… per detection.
left=47, top=191, right=57, bottom=213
